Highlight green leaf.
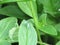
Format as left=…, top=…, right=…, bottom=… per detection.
left=0, top=5, right=29, bottom=19
left=0, top=39, right=11, bottom=45
left=17, top=1, right=37, bottom=17
left=18, top=20, right=37, bottom=45
left=39, top=25, right=57, bottom=35
left=39, top=13, right=56, bottom=26
left=56, top=41, right=60, bottom=45
left=17, top=1, right=39, bottom=28
left=0, top=17, right=17, bottom=39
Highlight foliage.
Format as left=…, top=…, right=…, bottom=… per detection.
left=0, top=0, right=60, bottom=45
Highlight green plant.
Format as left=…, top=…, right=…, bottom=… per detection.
left=0, top=0, right=60, bottom=45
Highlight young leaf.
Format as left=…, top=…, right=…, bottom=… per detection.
left=39, top=25, right=57, bottom=35
left=39, top=13, right=47, bottom=25
left=18, top=20, right=37, bottom=45
left=56, top=41, right=60, bottom=45
left=39, top=13, right=56, bottom=25
left=0, top=17, right=17, bottom=39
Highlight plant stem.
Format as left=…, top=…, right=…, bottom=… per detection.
left=38, top=30, right=42, bottom=43
left=29, top=1, right=43, bottom=45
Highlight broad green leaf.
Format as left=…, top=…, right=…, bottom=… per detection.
left=56, top=41, right=60, bottom=45
left=18, top=20, right=37, bottom=45
left=17, top=1, right=37, bottom=17
left=0, top=17, right=17, bottom=39
left=17, top=1, right=39, bottom=28
left=0, top=39, right=11, bottom=45
left=39, top=25, right=57, bottom=35
left=0, top=5, right=30, bottom=19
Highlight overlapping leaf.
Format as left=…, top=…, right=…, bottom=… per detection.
left=39, top=24, right=57, bottom=35
left=17, top=1, right=37, bottom=17
left=38, top=14, right=57, bottom=35
left=39, top=13, right=47, bottom=25
left=18, top=20, right=37, bottom=45
left=0, top=5, right=30, bottom=19
left=0, top=17, right=17, bottom=39
left=17, top=1, right=39, bottom=29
